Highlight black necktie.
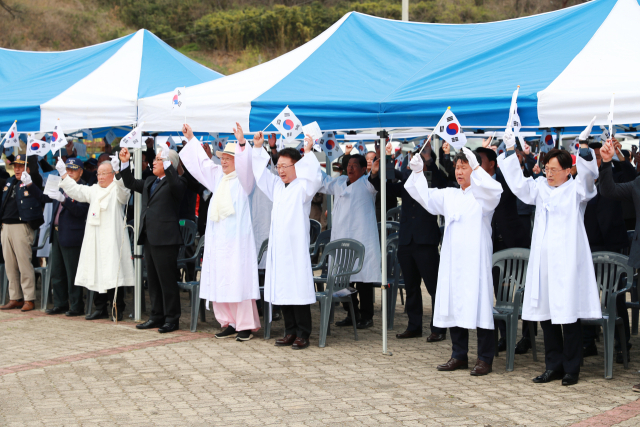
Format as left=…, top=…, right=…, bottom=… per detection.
left=150, top=178, right=161, bottom=196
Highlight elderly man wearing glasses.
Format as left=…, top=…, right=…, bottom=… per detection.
left=58, top=157, right=134, bottom=321
left=497, top=121, right=601, bottom=387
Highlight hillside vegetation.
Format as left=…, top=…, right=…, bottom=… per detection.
left=0, top=0, right=587, bottom=74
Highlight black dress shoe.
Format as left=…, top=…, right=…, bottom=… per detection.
left=497, top=337, right=507, bottom=352
left=616, top=349, right=631, bottom=364
left=532, top=370, right=564, bottom=383
left=514, top=337, right=532, bottom=354
left=356, top=319, right=373, bottom=329
left=85, top=309, right=109, bottom=320
left=45, top=306, right=69, bottom=315
left=158, top=323, right=179, bottom=333
left=562, top=373, right=579, bottom=386
left=396, top=329, right=422, bottom=339
left=136, top=319, right=164, bottom=329
left=335, top=316, right=356, bottom=327
left=427, top=333, right=446, bottom=343
left=272, top=310, right=282, bottom=321
left=291, top=336, right=310, bottom=350
left=583, top=343, right=598, bottom=357
left=65, top=309, right=84, bottom=317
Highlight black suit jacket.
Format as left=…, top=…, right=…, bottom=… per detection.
left=119, top=166, right=186, bottom=246
left=492, top=169, right=530, bottom=250
left=30, top=179, right=90, bottom=247
left=599, top=161, right=640, bottom=267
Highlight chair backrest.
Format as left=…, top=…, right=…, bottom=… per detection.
left=310, top=229, right=332, bottom=257
left=386, top=206, right=402, bottom=222
left=179, top=219, right=197, bottom=247
left=309, top=219, right=322, bottom=245
left=592, top=251, right=633, bottom=313
left=193, top=237, right=205, bottom=269
left=322, top=239, right=365, bottom=294
left=622, top=230, right=635, bottom=256
left=258, top=238, right=269, bottom=265
left=32, top=226, right=50, bottom=251
left=492, top=248, right=530, bottom=310
left=377, top=221, right=400, bottom=241
left=385, top=233, right=400, bottom=283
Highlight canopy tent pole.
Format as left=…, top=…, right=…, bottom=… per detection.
left=378, top=130, right=388, bottom=355
left=133, top=147, right=142, bottom=322
left=325, top=158, right=332, bottom=229
left=402, top=0, right=409, bottom=21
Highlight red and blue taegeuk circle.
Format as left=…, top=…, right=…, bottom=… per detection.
left=283, top=119, right=295, bottom=130
left=325, top=139, right=335, bottom=150
left=30, top=142, right=40, bottom=151
left=545, top=135, right=554, bottom=146
left=446, top=123, right=459, bottom=136
left=172, top=95, right=179, bottom=105
left=9, top=131, right=14, bottom=138
left=52, top=132, right=58, bottom=142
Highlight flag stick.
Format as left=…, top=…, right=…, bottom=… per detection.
left=418, top=130, right=435, bottom=154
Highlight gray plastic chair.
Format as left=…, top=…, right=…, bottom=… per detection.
left=492, top=248, right=536, bottom=371
left=313, top=239, right=365, bottom=348
left=177, top=219, right=197, bottom=262
left=0, top=265, right=7, bottom=305
left=32, top=226, right=52, bottom=310
left=177, top=239, right=207, bottom=332
left=383, top=234, right=404, bottom=330
left=585, top=252, right=632, bottom=379
left=257, top=238, right=272, bottom=340
left=377, top=221, right=400, bottom=241
left=309, top=219, right=322, bottom=245
left=386, top=206, right=401, bottom=222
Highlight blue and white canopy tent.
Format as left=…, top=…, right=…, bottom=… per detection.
left=139, top=0, right=640, bottom=352
left=0, top=30, right=223, bottom=323
left=0, top=29, right=222, bottom=133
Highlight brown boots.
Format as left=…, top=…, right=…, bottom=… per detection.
left=0, top=300, right=35, bottom=311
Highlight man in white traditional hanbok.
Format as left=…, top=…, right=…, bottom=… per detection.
left=180, top=124, right=261, bottom=341
left=405, top=147, right=502, bottom=376
left=252, top=132, right=320, bottom=350
left=497, top=127, right=601, bottom=386
left=58, top=157, right=134, bottom=321
left=319, top=151, right=382, bottom=329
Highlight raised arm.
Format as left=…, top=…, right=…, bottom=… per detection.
left=114, top=176, right=131, bottom=205
left=497, top=151, right=538, bottom=205
left=118, top=148, right=145, bottom=194
left=252, top=142, right=281, bottom=201
left=600, top=140, right=636, bottom=201
left=234, top=126, right=256, bottom=195
left=404, top=155, right=446, bottom=216
left=59, top=176, right=93, bottom=204
left=574, top=147, right=598, bottom=202
left=469, top=165, right=503, bottom=214
left=179, top=135, right=221, bottom=193
left=294, top=136, right=322, bottom=203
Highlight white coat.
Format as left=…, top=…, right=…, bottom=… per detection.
left=405, top=167, right=503, bottom=330
left=59, top=176, right=134, bottom=293
left=319, top=174, right=381, bottom=283
left=497, top=151, right=602, bottom=324
left=252, top=147, right=322, bottom=305
left=180, top=139, right=260, bottom=304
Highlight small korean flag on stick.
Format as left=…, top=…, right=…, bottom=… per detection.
left=540, top=130, right=555, bottom=153
left=434, top=107, right=467, bottom=149
left=355, top=140, right=368, bottom=154
left=27, top=134, right=50, bottom=157
left=320, top=131, right=343, bottom=163
left=172, top=87, right=187, bottom=123
left=120, top=123, right=144, bottom=149
left=271, top=106, right=303, bottom=143
left=213, top=137, right=229, bottom=154
left=2, top=121, right=20, bottom=148
left=608, top=93, right=615, bottom=141
left=50, top=119, right=68, bottom=155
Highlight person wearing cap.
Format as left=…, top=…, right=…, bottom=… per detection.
left=179, top=124, right=261, bottom=341
left=119, top=145, right=187, bottom=333
left=497, top=121, right=601, bottom=387
left=82, top=158, right=99, bottom=186
left=0, top=154, right=44, bottom=312
left=29, top=158, right=90, bottom=316
left=58, top=157, right=134, bottom=321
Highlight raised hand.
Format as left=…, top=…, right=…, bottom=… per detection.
left=182, top=123, right=195, bottom=141
left=371, top=158, right=380, bottom=175
left=409, top=152, right=424, bottom=173
left=254, top=131, right=264, bottom=148
left=344, top=144, right=353, bottom=155
left=21, top=170, right=32, bottom=186
left=385, top=142, right=393, bottom=156
left=55, top=157, right=66, bottom=177
left=461, top=147, right=479, bottom=170
left=442, top=142, right=451, bottom=155
left=268, top=133, right=277, bottom=148
left=233, top=122, right=245, bottom=145
left=119, top=148, right=131, bottom=163
left=303, top=134, right=313, bottom=153
left=503, top=131, right=516, bottom=149
left=601, top=140, right=615, bottom=162
left=110, top=155, right=120, bottom=173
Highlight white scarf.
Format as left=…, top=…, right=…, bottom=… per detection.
left=211, top=171, right=236, bottom=222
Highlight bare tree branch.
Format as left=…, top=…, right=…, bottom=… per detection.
left=0, top=0, right=16, bottom=18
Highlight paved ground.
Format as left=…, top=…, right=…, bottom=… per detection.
left=1, top=286, right=640, bottom=427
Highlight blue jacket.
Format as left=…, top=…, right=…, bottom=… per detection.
left=29, top=179, right=90, bottom=247
left=0, top=176, right=44, bottom=229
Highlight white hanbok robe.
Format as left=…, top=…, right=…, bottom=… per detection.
left=405, top=167, right=503, bottom=330
left=59, top=176, right=134, bottom=293
left=252, top=148, right=322, bottom=306
left=497, top=151, right=602, bottom=324
left=319, top=174, right=381, bottom=283
left=179, top=138, right=260, bottom=305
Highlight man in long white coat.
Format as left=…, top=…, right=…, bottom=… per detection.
left=180, top=124, right=261, bottom=341
left=58, top=157, right=134, bottom=321
left=252, top=132, right=320, bottom=350
left=319, top=152, right=382, bottom=329
left=498, top=129, right=601, bottom=386
left=405, top=147, right=502, bottom=376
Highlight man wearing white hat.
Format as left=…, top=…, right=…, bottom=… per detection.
left=180, top=124, right=261, bottom=341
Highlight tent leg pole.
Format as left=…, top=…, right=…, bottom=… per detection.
left=378, top=131, right=388, bottom=355
left=134, top=148, right=142, bottom=322
left=325, top=160, right=332, bottom=229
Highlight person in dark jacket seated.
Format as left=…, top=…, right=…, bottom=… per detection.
left=30, top=158, right=90, bottom=316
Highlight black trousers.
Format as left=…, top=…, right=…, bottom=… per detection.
left=492, top=266, right=537, bottom=340
left=583, top=292, right=631, bottom=351
left=450, top=326, right=495, bottom=365
left=541, top=320, right=582, bottom=374
left=397, top=242, right=444, bottom=334
left=282, top=304, right=312, bottom=339
left=94, top=287, right=125, bottom=312
left=343, top=282, right=374, bottom=321
left=49, top=230, right=84, bottom=312
left=144, top=237, right=181, bottom=324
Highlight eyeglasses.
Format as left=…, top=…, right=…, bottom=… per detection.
left=276, top=164, right=295, bottom=172
left=97, top=171, right=114, bottom=177
left=542, top=167, right=568, bottom=175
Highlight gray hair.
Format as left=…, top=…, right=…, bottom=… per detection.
left=165, top=149, right=180, bottom=170
left=98, top=160, right=114, bottom=172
